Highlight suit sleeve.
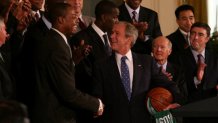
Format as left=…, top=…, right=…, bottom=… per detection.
left=45, top=49, right=99, bottom=112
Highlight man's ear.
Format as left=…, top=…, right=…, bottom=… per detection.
left=205, top=36, right=210, bottom=43
left=168, top=48, right=172, bottom=55
left=101, top=14, right=107, bottom=23
left=57, top=16, right=64, bottom=24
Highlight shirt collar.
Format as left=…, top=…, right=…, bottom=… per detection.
left=32, top=10, right=41, bottom=18
left=125, top=2, right=140, bottom=16
left=191, top=48, right=206, bottom=62
left=42, top=15, right=52, bottom=29
left=115, top=50, right=133, bottom=63
left=179, top=28, right=189, bottom=36
left=92, top=23, right=105, bottom=38
left=156, top=61, right=167, bottom=70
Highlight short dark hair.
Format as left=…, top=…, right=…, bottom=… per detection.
left=191, top=22, right=211, bottom=37
left=0, top=100, right=28, bottom=123
left=95, top=0, right=117, bottom=20
left=48, top=2, right=72, bottom=24
left=175, top=4, right=195, bottom=19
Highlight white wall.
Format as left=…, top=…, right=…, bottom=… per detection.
left=141, top=0, right=178, bottom=36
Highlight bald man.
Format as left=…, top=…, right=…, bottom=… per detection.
left=152, top=36, right=187, bottom=103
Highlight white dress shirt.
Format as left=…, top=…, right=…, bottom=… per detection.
left=115, top=50, right=134, bottom=90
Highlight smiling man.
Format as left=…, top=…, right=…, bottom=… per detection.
left=93, top=22, right=183, bottom=123
left=167, top=4, right=195, bottom=63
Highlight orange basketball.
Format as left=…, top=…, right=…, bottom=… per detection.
left=146, top=87, right=173, bottom=112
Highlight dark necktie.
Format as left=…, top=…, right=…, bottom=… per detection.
left=121, top=56, right=131, bottom=100
left=196, top=54, right=207, bottom=81
left=34, top=13, right=40, bottom=22
left=132, top=11, right=137, bottom=23
left=102, top=34, right=112, bottom=55
left=184, top=34, right=189, bottom=48
left=78, top=18, right=87, bottom=30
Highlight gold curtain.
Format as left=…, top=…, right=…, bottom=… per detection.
left=178, top=0, right=208, bottom=23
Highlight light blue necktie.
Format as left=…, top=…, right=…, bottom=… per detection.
left=121, top=56, right=131, bottom=100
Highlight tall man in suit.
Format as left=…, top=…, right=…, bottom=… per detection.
left=70, top=1, right=119, bottom=122
left=167, top=4, right=195, bottom=63
left=20, top=3, right=103, bottom=123
left=93, top=21, right=182, bottom=123
left=177, top=22, right=218, bottom=123
left=152, top=36, right=187, bottom=103
left=118, top=0, right=162, bottom=54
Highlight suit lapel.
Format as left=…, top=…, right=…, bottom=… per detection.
left=110, top=54, right=130, bottom=100
left=202, top=50, right=210, bottom=88
left=87, top=26, right=105, bottom=49
left=166, top=63, right=174, bottom=75
left=131, top=53, right=143, bottom=98
left=50, top=30, right=72, bottom=59
left=119, top=3, right=132, bottom=22
left=187, top=48, right=197, bottom=68
left=175, top=29, right=188, bottom=49
left=138, top=7, right=148, bottom=22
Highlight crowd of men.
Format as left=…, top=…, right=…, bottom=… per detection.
left=0, top=0, right=218, bottom=123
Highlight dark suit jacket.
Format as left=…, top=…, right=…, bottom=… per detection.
left=177, top=48, right=218, bottom=103
left=70, top=25, right=109, bottom=93
left=20, top=29, right=99, bottom=123
left=17, top=17, right=50, bottom=104
left=166, top=62, right=188, bottom=104
left=75, top=15, right=95, bottom=33
left=0, top=57, right=14, bottom=99
left=167, top=29, right=188, bottom=63
left=70, top=25, right=109, bottom=123
left=93, top=52, right=182, bottom=123
left=119, top=3, right=162, bottom=54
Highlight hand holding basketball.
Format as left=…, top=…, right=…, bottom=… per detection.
left=146, top=87, right=173, bottom=112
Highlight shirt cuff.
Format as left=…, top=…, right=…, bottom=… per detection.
left=194, top=76, right=201, bottom=88
left=98, top=99, right=103, bottom=111
left=144, top=35, right=149, bottom=42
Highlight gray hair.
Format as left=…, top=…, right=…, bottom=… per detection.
left=152, top=36, right=172, bottom=49
left=117, top=21, right=138, bottom=47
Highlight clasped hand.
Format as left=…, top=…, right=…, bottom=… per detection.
left=133, top=21, right=148, bottom=41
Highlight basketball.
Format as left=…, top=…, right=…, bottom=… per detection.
left=146, top=87, right=173, bottom=112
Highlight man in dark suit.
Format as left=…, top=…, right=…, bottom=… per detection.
left=118, top=0, right=162, bottom=54
left=0, top=16, right=14, bottom=100
left=152, top=36, right=187, bottom=104
left=93, top=21, right=182, bottom=123
left=166, top=4, right=195, bottom=63
left=20, top=3, right=103, bottom=123
left=178, top=22, right=218, bottom=103
left=16, top=0, right=52, bottom=107
left=177, top=22, right=218, bottom=123
left=70, top=1, right=118, bottom=122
